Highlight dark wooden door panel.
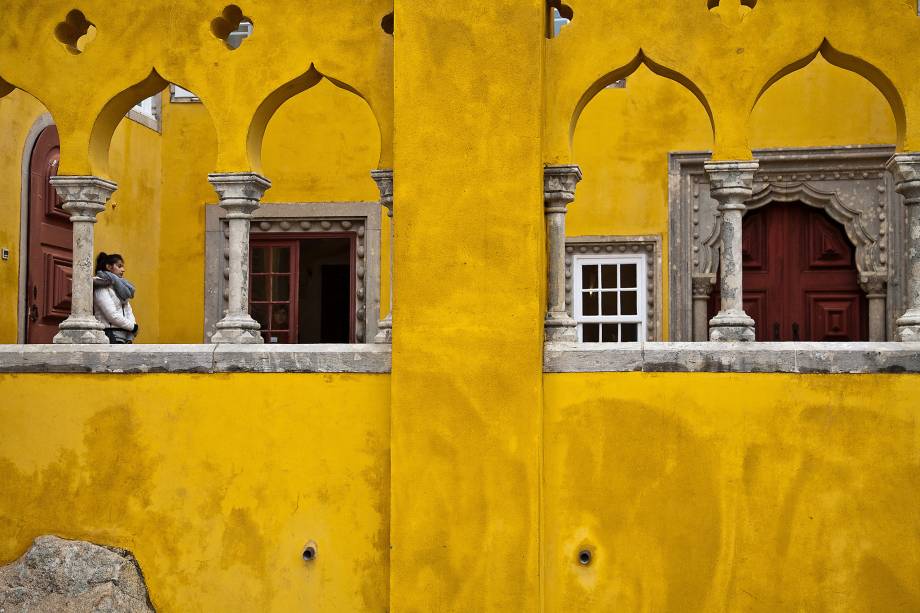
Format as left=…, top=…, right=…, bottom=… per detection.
left=27, top=125, right=71, bottom=344
left=708, top=202, right=867, bottom=341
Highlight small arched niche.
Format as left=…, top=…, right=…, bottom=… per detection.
left=260, top=78, right=381, bottom=203
left=750, top=54, right=897, bottom=149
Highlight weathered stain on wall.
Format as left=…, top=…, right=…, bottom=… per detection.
left=0, top=373, right=391, bottom=612
left=544, top=372, right=920, bottom=611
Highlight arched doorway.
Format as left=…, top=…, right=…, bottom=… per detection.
left=25, top=125, right=71, bottom=343
left=709, top=202, right=868, bottom=341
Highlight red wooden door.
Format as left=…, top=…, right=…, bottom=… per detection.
left=250, top=240, right=300, bottom=344
left=26, top=125, right=72, bottom=343
left=709, top=202, right=867, bottom=341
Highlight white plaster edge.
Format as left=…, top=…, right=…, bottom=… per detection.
left=545, top=342, right=920, bottom=374
left=0, top=344, right=392, bottom=374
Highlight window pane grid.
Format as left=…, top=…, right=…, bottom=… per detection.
left=574, top=256, right=646, bottom=343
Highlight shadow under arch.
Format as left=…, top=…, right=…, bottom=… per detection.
left=752, top=39, right=906, bottom=148
left=569, top=50, right=715, bottom=152
left=88, top=69, right=170, bottom=177
left=0, top=76, right=14, bottom=99
left=246, top=65, right=384, bottom=173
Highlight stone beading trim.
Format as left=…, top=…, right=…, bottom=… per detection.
left=544, top=342, right=920, bottom=374
left=669, top=146, right=903, bottom=341
left=564, top=235, right=662, bottom=341
left=0, top=344, right=392, bottom=374
left=205, top=202, right=382, bottom=343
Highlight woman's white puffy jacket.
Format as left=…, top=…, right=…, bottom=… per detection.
left=94, top=285, right=136, bottom=330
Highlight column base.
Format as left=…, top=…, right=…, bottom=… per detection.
left=210, top=315, right=264, bottom=344
left=708, top=310, right=755, bottom=342
left=374, top=316, right=392, bottom=344
left=896, top=310, right=920, bottom=342
left=545, top=314, right=578, bottom=342
left=52, top=316, right=108, bottom=344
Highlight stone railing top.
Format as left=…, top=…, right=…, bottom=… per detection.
left=545, top=342, right=920, bottom=374
left=2, top=343, right=918, bottom=375
left=0, top=344, right=392, bottom=374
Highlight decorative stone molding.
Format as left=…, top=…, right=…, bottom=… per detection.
left=564, top=235, right=662, bottom=341
left=886, top=153, right=920, bottom=341
left=704, top=160, right=758, bottom=342
left=208, top=172, right=271, bottom=344
left=371, top=169, right=393, bottom=343
left=205, top=202, right=382, bottom=343
left=669, top=146, right=903, bottom=341
left=544, top=164, right=582, bottom=341
left=49, top=175, right=117, bottom=344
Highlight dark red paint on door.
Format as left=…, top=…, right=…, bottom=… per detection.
left=26, top=125, right=72, bottom=343
left=709, top=202, right=867, bottom=341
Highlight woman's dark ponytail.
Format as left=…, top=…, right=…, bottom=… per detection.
left=95, top=252, right=123, bottom=273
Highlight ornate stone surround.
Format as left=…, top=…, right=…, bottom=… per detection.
left=669, top=145, right=903, bottom=341
left=205, top=202, right=381, bottom=343
left=565, top=235, right=662, bottom=341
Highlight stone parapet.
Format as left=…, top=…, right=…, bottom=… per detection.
left=0, top=344, right=392, bottom=374
left=545, top=342, right=920, bottom=374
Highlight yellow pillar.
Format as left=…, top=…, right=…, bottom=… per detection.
left=390, top=1, right=545, bottom=609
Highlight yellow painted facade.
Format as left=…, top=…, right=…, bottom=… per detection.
left=1, top=1, right=919, bottom=611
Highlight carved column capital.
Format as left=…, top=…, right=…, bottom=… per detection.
left=208, top=172, right=271, bottom=216
left=859, top=272, right=888, bottom=297
left=887, top=154, right=920, bottom=206
left=692, top=274, right=716, bottom=298
left=371, top=168, right=394, bottom=214
left=543, top=165, right=582, bottom=212
left=49, top=176, right=117, bottom=222
left=704, top=160, right=759, bottom=210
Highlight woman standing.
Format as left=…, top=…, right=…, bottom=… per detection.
left=93, top=252, right=138, bottom=344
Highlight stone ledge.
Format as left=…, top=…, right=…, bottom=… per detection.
left=0, top=344, right=392, bottom=374
left=545, top=342, right=920, bottom=374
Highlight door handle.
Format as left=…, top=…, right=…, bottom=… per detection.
left=772, top=322, right=780, bottom=341
left=792, top=322, right=801, bottom=342
left=29, top=303, right=38, bottom=322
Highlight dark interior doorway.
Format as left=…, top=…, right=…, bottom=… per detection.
left=249, top=234, right=355, bottom=343
left=708, top=202, right=868, bottom=341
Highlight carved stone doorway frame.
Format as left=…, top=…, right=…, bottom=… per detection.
left=669, top=146, right=904, bottom=341
left=205, top=201, right=382, bottom=343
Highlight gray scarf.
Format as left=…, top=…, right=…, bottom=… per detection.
left=94, top=271, right=136, bottom=302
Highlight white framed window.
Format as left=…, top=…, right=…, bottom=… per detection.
left=126, top=93, right=161, bottom=132
left=169, top=84, right=200, bottom=103
left=573, top=254, right=647, bottom=343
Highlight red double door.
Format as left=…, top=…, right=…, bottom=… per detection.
left=709, top=202, right=867, bottom=342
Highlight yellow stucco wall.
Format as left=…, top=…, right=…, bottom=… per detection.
left=544, top=372, right=920, bottom=612
left=0, top=373, right=390, bottom=611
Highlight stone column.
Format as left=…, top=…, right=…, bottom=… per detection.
left=691, top=274, right=716, bottom=341
left=886, top=154, right=920, bottom=341
left=372, top=169, right=394, bottom=344
left=208, top=172, right=271, bottom=344
left=859, top=273, right=888, bottom=342
left=705, top=160, right=759, bottom=342
left=50, top=176, right=117, bottom=344
left=544, top=165, right=582, bottom=342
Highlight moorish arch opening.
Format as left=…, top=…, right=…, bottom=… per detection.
left=735, top=50, right=900, bottom=341
left=570, top=61, right=713, bottom=342
left=237, top=76, right=383, bottom=344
